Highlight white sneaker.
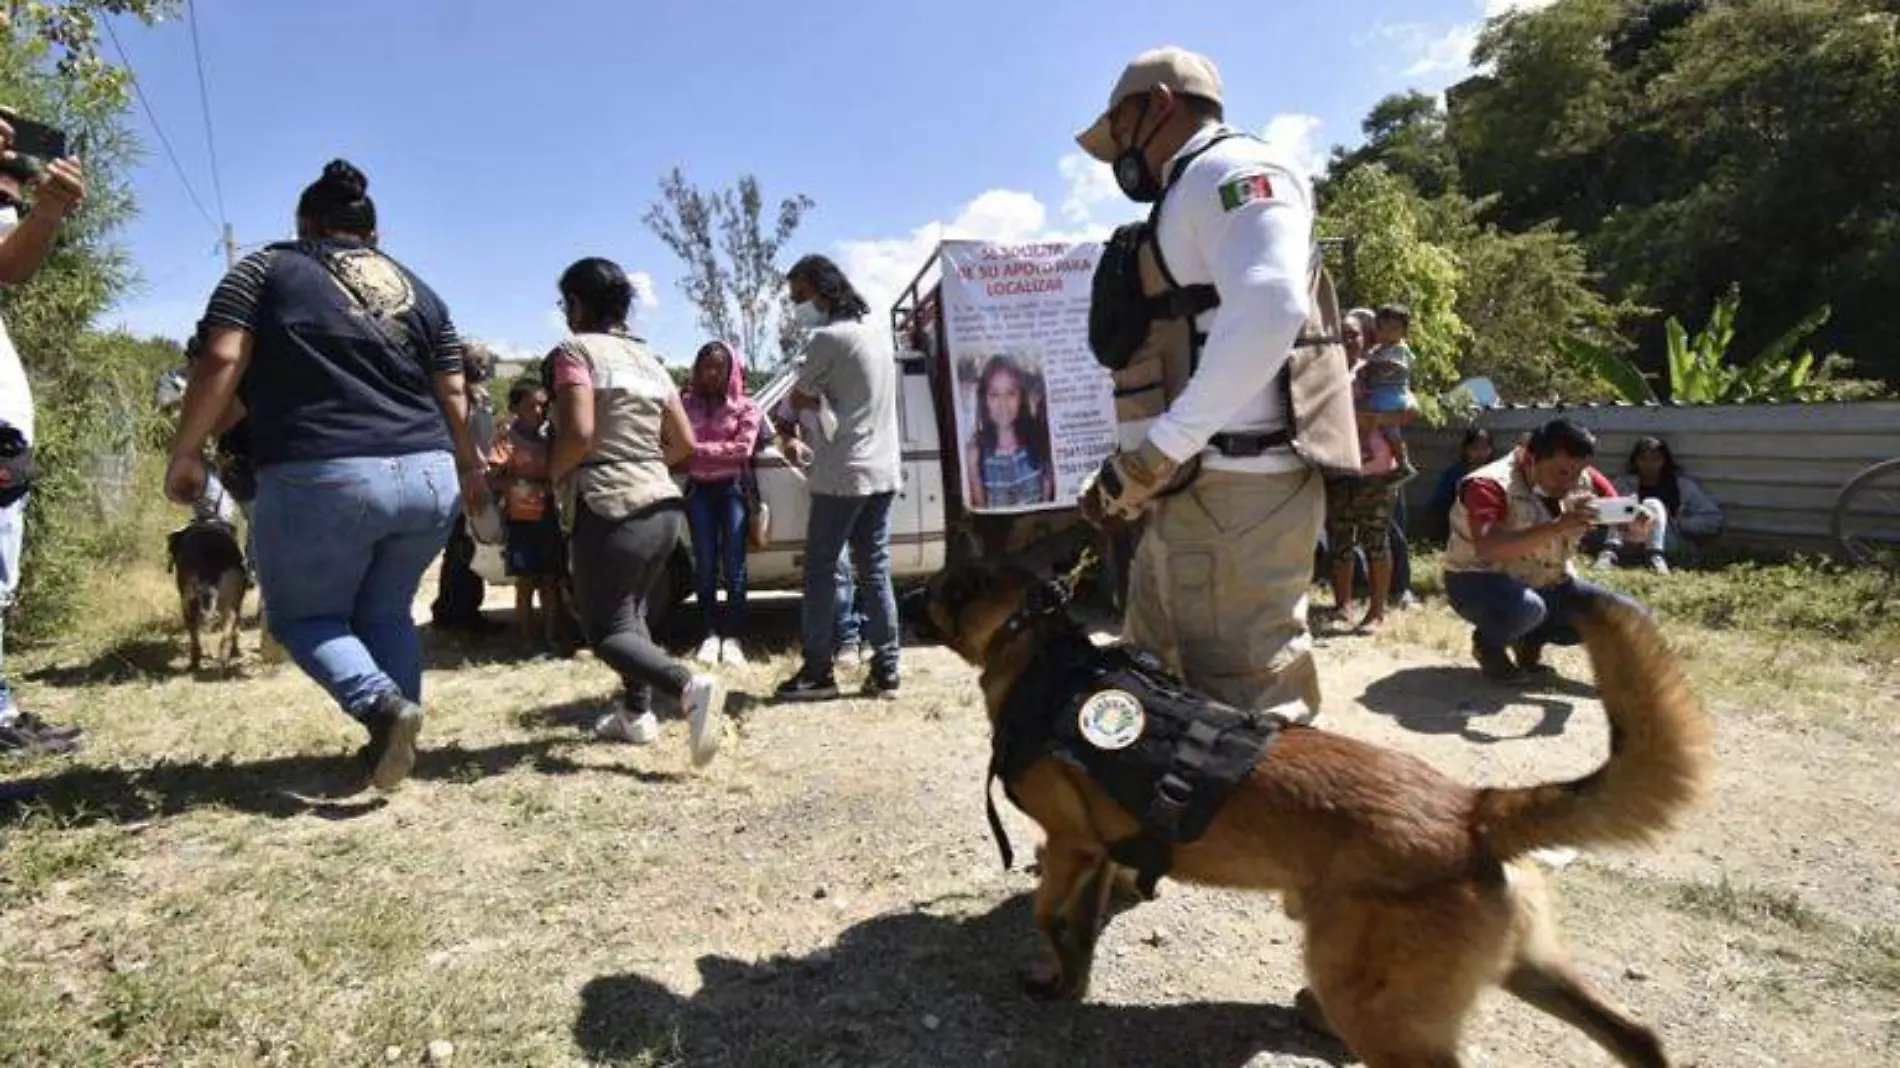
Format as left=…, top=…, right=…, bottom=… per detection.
left=682, top=674, right=726, bottom=768
left=719, top=640, right=748, bottom=668
left=694, top=635, right=723, bottom=666
left=594, top=709, right=659, bottom=745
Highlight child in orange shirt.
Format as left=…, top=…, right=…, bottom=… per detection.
left=488, top=380, right=567, bottom=652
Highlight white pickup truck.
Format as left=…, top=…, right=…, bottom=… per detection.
left=470, top=349, right=953, bottom=597
left=473, top=244, right=1107, bottom=614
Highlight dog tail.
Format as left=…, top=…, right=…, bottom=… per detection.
left=1472, top=589, right=1714, bottom=860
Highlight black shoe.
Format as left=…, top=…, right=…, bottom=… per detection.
left=357, top=692, right=423, bottom=791
left=861, top=666, right=900, bottom=700
left=15, top=712, right=84, bottom=742
left=0, top=714, right=83, bottom=756
left=1473, top=637, right=1524, bottom=682
left=1511, top=640, right=1557, bottom=676
left=774, top=670, right=840, bottom=703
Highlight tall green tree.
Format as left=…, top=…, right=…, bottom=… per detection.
left=1318, top=164, right=1467, bottom=393
left=1448, top=0, right=1900, bottom=386
left=1321, top=90, right=1460, bottom=203
left=644, top=170, right=814, bottom=368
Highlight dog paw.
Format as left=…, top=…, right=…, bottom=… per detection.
left=1021, top=964, right=1090, bottom=1002
left=1021, top=963, right=1067, bottom=1001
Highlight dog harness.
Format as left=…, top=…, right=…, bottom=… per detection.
left=985, top=603, right=1286, bottom=899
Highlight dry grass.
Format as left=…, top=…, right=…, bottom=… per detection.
left=2, top=531, right=1897, bottom=1065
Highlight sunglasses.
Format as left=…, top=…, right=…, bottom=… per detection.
left=0, top=194, right=21, bottom=212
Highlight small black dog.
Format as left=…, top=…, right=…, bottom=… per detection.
left=167, top=519, right=249, bottom=671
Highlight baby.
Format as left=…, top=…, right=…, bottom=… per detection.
left=1359, top=303, right=1420, bottom=483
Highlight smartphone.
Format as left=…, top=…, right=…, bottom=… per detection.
left=1592, top=496, right=1643, bottom=525
left=0, top=110, right=69, bottom=163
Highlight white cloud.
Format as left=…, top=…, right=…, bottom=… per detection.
left=627, top=270, right=660, bottom=311
left=1406, top=24, right=1482, bottom=77
left=1259, top=113, right=1327, bottom=180
left=1057, top=152, right=1121, bottom=226
left=837, top=173, right=1123, bottom=318
left=1382, top=0, right=1558, bottom=82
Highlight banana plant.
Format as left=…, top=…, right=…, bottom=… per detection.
left=1554, top=287, right=1837, bottom=404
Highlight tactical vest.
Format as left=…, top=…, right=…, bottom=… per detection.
left=1099, top=135, right=1361, bottom=479
left=987, top=627, right=1287, bottom=898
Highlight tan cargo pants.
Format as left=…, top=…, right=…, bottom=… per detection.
left=1124, top=467, right=1326, bottom=716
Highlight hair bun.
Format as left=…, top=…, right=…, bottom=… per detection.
left=318, top=159, right=368, bottom=200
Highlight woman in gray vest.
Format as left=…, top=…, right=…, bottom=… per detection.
left=544, top=258, right=723, bottom=766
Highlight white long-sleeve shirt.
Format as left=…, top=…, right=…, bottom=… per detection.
left=1146, top=125, right=1314, bottom=475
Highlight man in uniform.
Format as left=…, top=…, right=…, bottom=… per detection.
left=1076, top=47, right=1328, bottom=719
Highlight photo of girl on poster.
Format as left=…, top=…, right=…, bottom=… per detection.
left=962, top=354, right=1056, bottom=509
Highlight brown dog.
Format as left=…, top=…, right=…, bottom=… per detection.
left=167, top=519, right=249, bottom=672
left=924, top=563, right=1713, bottom=1068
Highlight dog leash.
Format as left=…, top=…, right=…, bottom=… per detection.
left=982, top=546, right=1104, bottom=873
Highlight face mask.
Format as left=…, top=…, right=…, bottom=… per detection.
left=1112, top=97, right=1168, bottom=203
left=793, top=300, right=825, bottom=328
left=0, top=207, right=18, bottom=239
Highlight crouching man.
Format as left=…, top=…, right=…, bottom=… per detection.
left=1442, top=418, right=1652, bottom=681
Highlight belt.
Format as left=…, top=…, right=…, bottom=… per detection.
left=1207, top=429, right=1291, bottom=457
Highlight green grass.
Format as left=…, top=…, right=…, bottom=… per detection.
left=1387, top=550, right=1900, bottom=734
left=1407, top=550, right=1900, bottom=658
left=1579, top=863, right=1900, bottom=1000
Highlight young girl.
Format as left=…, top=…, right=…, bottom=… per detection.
left=1360, top=304, right=1420, bottom=484
left=964, top=356, right=1055, bottom=509
left=488, top=380, right=567, bottom=652
left=681, top=340, right=762, bottom=667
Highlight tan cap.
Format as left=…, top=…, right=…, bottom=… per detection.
left=1076, top=47, right=1223, bottom=162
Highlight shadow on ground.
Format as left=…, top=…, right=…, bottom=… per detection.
left=0, top=735, right=679, bottom=826
left=23, top=635, right=189, bottom=688
left=575, top=893, right=1350, bottom=1068
left=1357, top=666, right=1597, bottom=743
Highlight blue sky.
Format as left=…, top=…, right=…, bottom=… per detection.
left=100, top=0, right=1543, bottom=368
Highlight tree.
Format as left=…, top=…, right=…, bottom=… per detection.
left=1, top=13, right=161, bottom=637
left=643, top=170, right=814, bottom=368
left=1318, top=164, right=1466, bottom=393
left=5, top=1, right=175, bottom=108
left=1448, top=0, right=1900, bottom=385
left=1422, top=195, right=1640, bottom=403
left=1321, top=91, right=1460, bottom=203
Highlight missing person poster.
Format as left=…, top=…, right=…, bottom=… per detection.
left=938, top=239, right=1116, bottom=514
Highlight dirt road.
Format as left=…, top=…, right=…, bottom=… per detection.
left=2, top=594, right=1895, bottom=1066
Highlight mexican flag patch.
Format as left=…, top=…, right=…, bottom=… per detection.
left=1219, top=173, right=1274, bottom=211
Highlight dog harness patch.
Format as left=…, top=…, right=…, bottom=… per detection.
left=988, top=632, right=1287, bottom=898
left=1077, top=689, right=1145, bottom=750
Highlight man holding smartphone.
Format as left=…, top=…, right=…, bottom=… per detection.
left=0, top=112, right=88, bottom=756
left=1440, top=418, right=1653, bottom=681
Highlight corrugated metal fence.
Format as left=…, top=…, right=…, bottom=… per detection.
left=1405, top=402, right=1900, bottom=552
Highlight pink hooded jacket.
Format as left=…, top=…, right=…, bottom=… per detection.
left=681, top=341, right=763, bottom=484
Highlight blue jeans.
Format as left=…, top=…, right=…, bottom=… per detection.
left=1444, top=571, right=1606, bottom=650
left=687, top=478, right=748, bottom=638
left=0, top=496, right=26, bottom=717
left=802, top=492, right=898, bottom=675
left=835, top=561, right=867, bottom=650
left=253, top=452, right=459, bottom=718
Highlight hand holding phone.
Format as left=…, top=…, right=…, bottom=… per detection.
left=0, top=108, right=69, bottom=165
left=1591, top=496, right=1643, bottom=526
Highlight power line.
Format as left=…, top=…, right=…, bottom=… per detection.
left=183, top=0, right=230, bottom=227
left=100, top=18, right=220, bottom=234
